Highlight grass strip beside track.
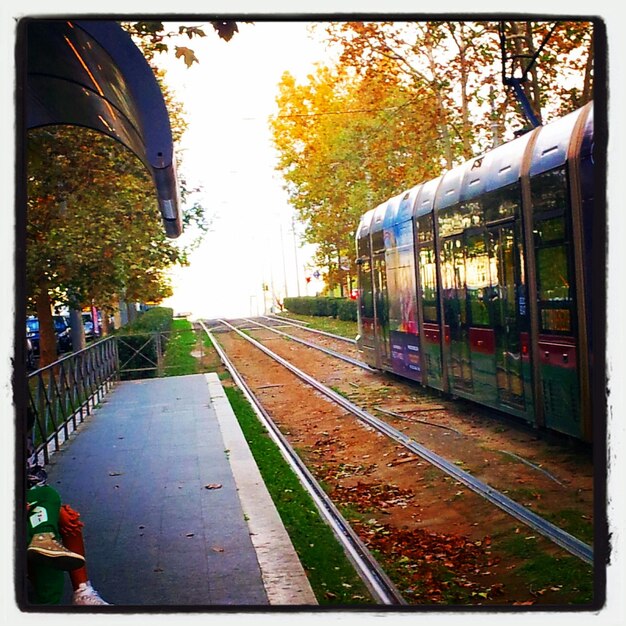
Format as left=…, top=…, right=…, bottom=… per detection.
left=224, top=384, right=375, bottom=606
left=162, top=319, right=199, bottom=376
left=274, top=312, right=358, bottom=340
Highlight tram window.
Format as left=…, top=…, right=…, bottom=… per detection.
left=419, top=244, right=439, bottom=323
left=531, top=167, right=569, bottom=214
left=460, top=199, right=483, bottom=228
left=438, top=203, right=469, bottom=238
left=536, top=243, right=572, bottom=333
left=534, top=217, right=566, bottom=244
left=417, top=214, right=434, bottom=243
left=359, top=259, right=374, bottom=319
left=483, top=184, right=520, bottom=223
left=537, top=245, right=570, bottom=301
left=465, top=232, right=491, bottom=326
left=372, top=230, right=385, bottom=254
left=541, top=308, right=571, bottom=332
left=531, top=166, right=574, bottom=334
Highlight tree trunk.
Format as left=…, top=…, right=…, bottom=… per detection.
left=456, top=25, right=473, bottom=159
left=69, top=308, right=86, bottom=353
left=35, top=284, right=57, bottom=368
left=100, top=311, right=110, bottom=337
left=582, top=31, right=594, bottom=103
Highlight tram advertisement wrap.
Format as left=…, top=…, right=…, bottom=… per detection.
left=390, top=330, right=421, bottom=381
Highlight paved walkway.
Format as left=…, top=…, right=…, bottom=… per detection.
left=41, top=373, right=316, bottom=608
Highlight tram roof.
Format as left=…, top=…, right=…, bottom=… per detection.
left=382, top=194, right=406, bottom=230
left=413, top=175, right=442, bottom=219
left=529, top=105, right=589, bottom=177
left=370, top=199, right=390, bottom=234
left=435, top=163, right=467, bottom=210
left=483, top=130, right=534, bottom=193
left=397, top=184, right=422, bottom=223
left=359, top=103, right=593, bottom=234
left=581, top=105, right=594, bottom=159
left=355, top=208, right=376, bottom=239
left=23, top=19, right=182, bottom=238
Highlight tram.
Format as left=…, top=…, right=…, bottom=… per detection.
left=355, top=102, right=596, bottom=442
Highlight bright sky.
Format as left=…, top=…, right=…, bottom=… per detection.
left=158, top=22, right=331, bottom=319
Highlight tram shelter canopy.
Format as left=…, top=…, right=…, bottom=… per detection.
left=23, top=19, right=182, bottom=238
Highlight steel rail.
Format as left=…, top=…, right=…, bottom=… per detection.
left=262, top=315, right=357, bottom=345
left=199, top=320, right=406, bottom=606
left=243, top=318, right=376, bottom=372
left=218, top=318, right=594, bottom=567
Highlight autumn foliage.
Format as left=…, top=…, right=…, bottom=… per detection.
left=270, top=20, right=594, bottom=295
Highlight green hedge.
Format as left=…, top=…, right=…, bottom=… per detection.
left=125, top=306, right=174, bottom=333
left=283, top=297, right=357, bottom=322
left=337, top=298, right=358, bottom=322
left=116, top=307, right=174, bottom=380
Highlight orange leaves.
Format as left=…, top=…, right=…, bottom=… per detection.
left=270, top=53, right=444, bottom=290
left=353, top=518, right=500, bottom=603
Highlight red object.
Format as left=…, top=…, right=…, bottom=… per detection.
left=59, top=504, right=88, bottom=587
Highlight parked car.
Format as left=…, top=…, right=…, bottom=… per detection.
left=54, top=315, right=72, bottom=352
left=26, top=315, right=72, bottom=355
left=26, top=316, right=39, bottom=354
left=82, top=312, right=95, bottom=340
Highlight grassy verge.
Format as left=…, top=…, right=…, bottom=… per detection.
left=223, top=384, right=375, bottom=606
left=275, top=312, right=358, bottom=340
left=162, top=319, right=198, bottom=376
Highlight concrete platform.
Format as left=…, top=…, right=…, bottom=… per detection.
left=39, top=372, right=316, bottom=608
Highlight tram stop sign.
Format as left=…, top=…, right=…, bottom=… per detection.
left=21, top=19, right=182, bottom=238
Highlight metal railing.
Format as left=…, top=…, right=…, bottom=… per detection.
left=28, top=336, right=119, bottom=465
left=27, top=326, right=211, bottom=464
left=116, top=328, right=209, bottom=379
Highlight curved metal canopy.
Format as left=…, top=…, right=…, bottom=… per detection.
left=25, top=19, right=182, bottom=238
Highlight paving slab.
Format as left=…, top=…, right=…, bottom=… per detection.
left=37, top=373, right=315, bottom=608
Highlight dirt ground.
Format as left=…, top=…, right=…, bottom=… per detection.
left=212, top=324, right=597, bottom=607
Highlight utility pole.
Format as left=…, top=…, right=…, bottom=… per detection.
left=280, top=222, right=288, bottom=301
left=292, top=215, right=301, bottom=297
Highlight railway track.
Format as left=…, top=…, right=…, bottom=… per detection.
left=200, top=316, right=595, bottom=605
left=243, top=317, right=373, bottom=371
left=213, top=317, right=593, bottom=564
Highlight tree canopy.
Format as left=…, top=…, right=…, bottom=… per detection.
left=271, top=20, right=594, bottom=294
left=25, top=20, right=239, bottom=366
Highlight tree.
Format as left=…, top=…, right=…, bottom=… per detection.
left=123, top=20, right=244, bottom=67
left=271, top=57, right=442, bottom=293
left=272, top=20, right=594, bottom=294
left=321, top=21, right=593, bottom=151
left=498, top=21, right=594, bottom=121
left=26, top=127, right=186, bottom=366
left=25, top=20, right=241, bottom=366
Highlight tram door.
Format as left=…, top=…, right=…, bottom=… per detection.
left=356, top=255, right=377, bottom=362
left=489, top=225, right=526, bottom=411
left=530, top=167, right=581, bottom=437
left=441, top=237, right=473, bottom=394
left=417, top=214, right=443, bottom=390
left=372, top=238, right=390, bottom=369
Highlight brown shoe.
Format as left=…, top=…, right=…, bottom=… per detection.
left=27, top=532, right=85, bottom=570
